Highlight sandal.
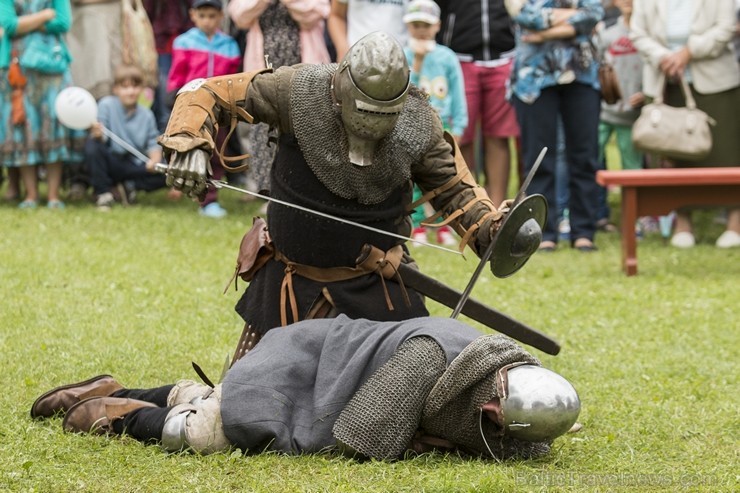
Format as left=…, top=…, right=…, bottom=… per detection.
left=18, top=200, right=38, bottom=209
left=538, top=240, right=557, bottom=252
left=572, top=238, right=597, bottom=252
left=47, top=200, right=66, bottom=209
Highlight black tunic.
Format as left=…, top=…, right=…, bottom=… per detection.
left=235, top=134, right=428, bottom=334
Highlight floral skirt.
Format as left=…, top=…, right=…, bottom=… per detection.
left=0, top=69, right=85, bottom=167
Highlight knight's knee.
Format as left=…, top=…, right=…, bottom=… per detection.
left=166, top=379, right=213, bottom=406
left=161, top=385, right=231, bottom=455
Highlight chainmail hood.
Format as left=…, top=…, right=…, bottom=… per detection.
left=421, top=335, right=550, bottom=459
left=289, top=64, right=435, bottom=205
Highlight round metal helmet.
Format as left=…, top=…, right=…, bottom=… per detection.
left=498, top=364, right=581, bottom=442
left=490, top=194, right=547, bottom=278
left=333, top=32, right=410, bottom=145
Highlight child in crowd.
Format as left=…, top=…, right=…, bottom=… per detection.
left=86, top=64, right=166, bottom=212
left=167, top=0, right=241, bottom=218
left=595, top=0, right=651, bottom=235
left=403, top=0, right=468, bottom=246
left=596, top=0, right=644, bottom=173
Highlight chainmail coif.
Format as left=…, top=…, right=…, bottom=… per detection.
left=289, top=64, right=435, bottom=205
left=421, top=335, right=550, bottom=459
left=332, top=336, right=446, bottom=460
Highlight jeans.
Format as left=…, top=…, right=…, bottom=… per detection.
left=554, top=118, right=568, bottom=221
left=513, top=83, right=601, bottom=243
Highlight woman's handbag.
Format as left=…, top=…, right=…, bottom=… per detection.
left=632, top=74, right=715, bottom=161
left=121, top=0, right=159, bottom=88
left=598, top=60, right=621, bottom=105
left=18, top=32, right=71, bottom=74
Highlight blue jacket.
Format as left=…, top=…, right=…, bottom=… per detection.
left=508, top=0, right=603, bottom=104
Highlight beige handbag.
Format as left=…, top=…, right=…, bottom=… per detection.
left=632, top=74, right=715, bottom=161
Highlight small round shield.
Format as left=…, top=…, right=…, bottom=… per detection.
left=490, top=194, right=547, bottom=278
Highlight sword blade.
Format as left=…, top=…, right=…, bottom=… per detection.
left=514, top=146, right=547, bottom=204
left=153, top=163, right=462, bottom=256
left=399, top=264, right=560, bottom=355
left=211, top=181, right=463, bottom=255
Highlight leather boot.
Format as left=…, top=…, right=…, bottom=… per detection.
left=62, top=396, right=158, bottom=434
left=31, top=375, right=123, bottom=419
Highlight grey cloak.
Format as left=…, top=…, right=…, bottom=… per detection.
left=220, top=315, right=483, bottom=454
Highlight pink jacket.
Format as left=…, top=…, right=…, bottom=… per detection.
left=167, top=28, right=242, bottom=92
left=228, top=0, right=331, bottom=70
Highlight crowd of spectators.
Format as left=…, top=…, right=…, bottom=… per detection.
left=1, top=0, right=738, bottom=248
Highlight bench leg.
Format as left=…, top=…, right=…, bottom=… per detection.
left=621, top=187, right=638, bottom=276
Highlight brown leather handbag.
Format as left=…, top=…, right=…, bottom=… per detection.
left=598, top=61, right=621, bottom=105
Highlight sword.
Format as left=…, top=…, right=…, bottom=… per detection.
left=154, top=164, right=462, bottom=256
left=398, top=263, right=560, bottom=355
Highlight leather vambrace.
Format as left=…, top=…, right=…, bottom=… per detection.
left=158, top=69, right=273, bottom=168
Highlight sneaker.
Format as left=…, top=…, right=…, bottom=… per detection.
left=715, top=230, right=740, bottom=249
left=95, top=192, right=115, bottom=212
left=412, top=227, right=428, bottom=245
left=670, top=231, right=695, bottom=249
left=199, top=202, right=227, bottom=218
left=437, top=227, right=457, bottom=246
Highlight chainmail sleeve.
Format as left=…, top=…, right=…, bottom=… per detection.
left=332, top=336, right=446, bottom=461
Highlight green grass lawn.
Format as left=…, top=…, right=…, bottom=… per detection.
left=0, top=187, right=737, bottom=492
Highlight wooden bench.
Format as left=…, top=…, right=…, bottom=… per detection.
left=596, top=167, right=740, bottom=276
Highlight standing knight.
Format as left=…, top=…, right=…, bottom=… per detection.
left=158, top=32, right=521, bottom=360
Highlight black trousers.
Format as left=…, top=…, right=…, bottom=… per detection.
left=85, top=138, right=166, bottom=196
left=110, top=385, right=174, bottom=442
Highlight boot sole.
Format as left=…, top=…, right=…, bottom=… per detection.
left=30, top=374, right=115, bottom=419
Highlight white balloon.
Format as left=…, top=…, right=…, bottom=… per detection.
left=55, top=87, right=98, bottom=130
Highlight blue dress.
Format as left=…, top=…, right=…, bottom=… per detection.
left=0, top=0, right=84, bottom=168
